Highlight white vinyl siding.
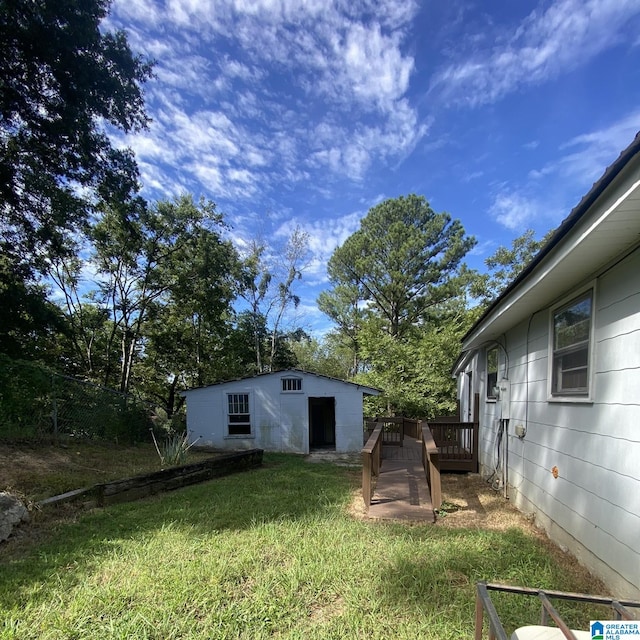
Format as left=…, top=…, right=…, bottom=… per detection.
left=475, top=249, right=640, bottom=598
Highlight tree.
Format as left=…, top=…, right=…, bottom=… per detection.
left=358, top=304, right=473, bottom=418
left=291, top=332, right=353, bottom=380
left=471, top=229, right=553, bottom=307
left=0, top=252, right=67, bottom=361
left=321, top=194, right=476, bottom=414
left=0, top=0, right=152, bottom=261
left=238, top=226, right=310, bottom=372
left=52, top=195, right=238, bottom=397
left=327, top=195, right=476, bottom=339
left=137, top=209, right=241, bottom=410
left=0, top=0, right=152, bottom=358
left=317, top=283, right=365, bottom=377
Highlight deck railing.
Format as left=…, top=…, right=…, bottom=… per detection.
left=362, top=423, right=384, bottom=506
left=364, top=416, right=406, bottom=446
left=428, top=420, right=479, bottom=472
left=475, top=582, right=640, bottom=640
left=420, top=424, right=442, bottom=511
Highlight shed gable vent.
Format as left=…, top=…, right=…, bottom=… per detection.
left=282, top=377, right=302, bottom=392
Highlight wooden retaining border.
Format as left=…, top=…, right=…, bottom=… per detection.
left=38, top=449, right=263, bottom=508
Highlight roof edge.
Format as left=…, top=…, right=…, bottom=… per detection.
left=181, top=368, right=382, bottom=395
left=462, top=131, right=640, bottom=348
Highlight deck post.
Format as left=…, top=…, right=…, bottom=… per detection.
left=362, top=451, right=371, bottom=505
left=421, top=425, right=442, bottom=511
left=362, top=424, right=384, bottom=507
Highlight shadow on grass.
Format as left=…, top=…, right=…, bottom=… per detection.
left=372, top=525, right=606, bottom=635
left=0, top=453, right=358, bottom=611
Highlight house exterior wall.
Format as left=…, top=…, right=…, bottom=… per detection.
left=185, top=373, right=368, bottom=454
left=469, top=246, right=640, bottom=599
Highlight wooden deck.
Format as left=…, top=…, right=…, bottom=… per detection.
left=367, top=436, right=435, bottom=522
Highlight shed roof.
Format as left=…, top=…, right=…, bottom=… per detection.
left=181, top=368, right=382, bottom=396
left=458, top=131, right=640, bottom=360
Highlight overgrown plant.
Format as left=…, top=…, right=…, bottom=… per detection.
left=150, top=430, right=201, bottom=467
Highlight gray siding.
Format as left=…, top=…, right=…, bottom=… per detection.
left=476, top=247, right=640, bottom=598
left=184, top=372, right=369, bottom=454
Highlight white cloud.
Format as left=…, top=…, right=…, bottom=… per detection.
left=489, top=191, right=540, bottom=231
left=432, top=0, right=640, bottom=106
left=262, top=209, right=364, bottom=287
left=529, top=110, right=640, bottom=186
left=109, top=0, right=424, bottom=198
left=155, top=55, right=213, bottom=93
left=469, top=239, right=496, bottom=257
left=489, top=110, right=640, bottom=233
left=331, top=22, right=414, bottom=110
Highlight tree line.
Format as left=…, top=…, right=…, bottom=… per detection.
left=0, top=0, right=551, bottom=422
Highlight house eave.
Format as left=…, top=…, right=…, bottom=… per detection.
left=462, top=132, right=640, bottom=353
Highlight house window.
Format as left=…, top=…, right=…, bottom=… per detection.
left=281, top=377, right=302, bottom=392
left=551, top=291, right=593, bottom=396
left=227, top=393, right=251, bottom=436
left=486, top=347, right=498, bottom=400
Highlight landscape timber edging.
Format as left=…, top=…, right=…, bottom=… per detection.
left=38, top=449, right=264, bottom=508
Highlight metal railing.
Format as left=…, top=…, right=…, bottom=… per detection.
left=475, top=582, right=640, bottom=640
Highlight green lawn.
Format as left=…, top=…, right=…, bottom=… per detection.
left=0, top=454, right=607, bottom=639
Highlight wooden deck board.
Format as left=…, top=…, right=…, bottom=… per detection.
left=368, top=438, right=435, bottom=523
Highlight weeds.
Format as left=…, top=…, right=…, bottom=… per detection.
left=150, top=430, right=201, bottom=467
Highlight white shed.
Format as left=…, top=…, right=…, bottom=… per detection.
left=453, top=132, right=640, bottom=599
left=182, top=369, right=380, bottom=455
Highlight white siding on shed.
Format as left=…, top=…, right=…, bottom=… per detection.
left=183, top=371, right=375, bottom=455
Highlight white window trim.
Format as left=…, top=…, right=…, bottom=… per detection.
left=281, top=376, right=303, bottom=393
left=547, top=283, right=596, bottom=403
left=225, top=391, right=254, bottom=438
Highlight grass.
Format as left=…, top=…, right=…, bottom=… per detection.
left=0, top=440, right=216, bottom=502
left=0, top=453, right=610, bottom=639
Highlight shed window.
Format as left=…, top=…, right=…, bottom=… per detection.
left=486, top=347, right=498, bottom=400
left=551, top=291, right=592, bottom=396
left=282, top=377, right=302, bottom=392
left=227, top=393, right=251, bottom=435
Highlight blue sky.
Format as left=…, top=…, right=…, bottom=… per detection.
left=107, top=0, right=640, bottom=335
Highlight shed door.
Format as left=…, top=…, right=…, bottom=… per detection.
left=309, top=397, right=335, bottom=449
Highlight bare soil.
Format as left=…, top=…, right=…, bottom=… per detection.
left=0, top=441, right=222, bottom=557
left=349, top=472, right=608, bottom=596
left=0, top=440, right=216, bottom=503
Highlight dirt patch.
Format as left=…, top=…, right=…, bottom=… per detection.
left=0, top=441, right=228, bottom=558
left=305, top=451, right=361, bottom=466
left=435, top=473, right=530, bottom=531
left=349, top=472, right=608, bottom=595
left=348, top=473, right=527, bottom=530
left=0, top=440, right=217, bottom=502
